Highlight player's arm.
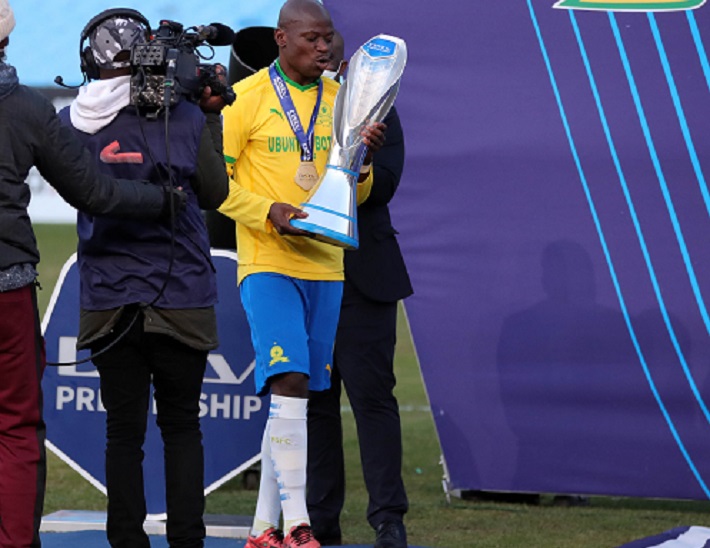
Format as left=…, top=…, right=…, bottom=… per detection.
left=217, top=90, right=275, bottom=231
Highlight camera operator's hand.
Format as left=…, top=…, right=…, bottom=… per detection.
left=160, top=186, right=188, bottom=221
left=268, top=202, right=310, bottom=236
left=200, top=64, right=229, bottom=113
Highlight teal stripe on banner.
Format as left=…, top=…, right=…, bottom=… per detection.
left=525, top=0, right=710, bottom=498
left=686, top=11, right=710, bottom=93
left=648, top=13, right=710, bottom=221
left=607, top=12, right=710, bottom=426
left=570, top=10, right=710, bottom=434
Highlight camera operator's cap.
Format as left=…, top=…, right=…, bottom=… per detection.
left=90, top=15, right=147, bottom=70
left=0, top=0, right=16, bottom=43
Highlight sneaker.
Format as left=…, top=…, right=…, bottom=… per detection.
left=374, top=520, right=407, bottom=548
left=247, top=527, right=285, bottom=548
left=283, top=523, right=321, bottom=548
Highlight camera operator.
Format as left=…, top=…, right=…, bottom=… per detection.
left=57, top=8, right=230, bottom=548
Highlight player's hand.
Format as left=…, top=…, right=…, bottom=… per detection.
left=268, top=202, right=310, bottom=236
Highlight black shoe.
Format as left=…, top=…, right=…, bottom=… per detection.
left=316, top=533, right=342, bottom=546
left=313, top=525, right=342, bottom=546
left=374, top=520, right=407, bottom=548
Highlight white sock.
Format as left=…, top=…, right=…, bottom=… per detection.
left=269, top=394, right=310, bottom=532
left=251, top=421, right=281, bottom=536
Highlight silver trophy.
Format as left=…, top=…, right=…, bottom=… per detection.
left=290, top=34, right=407, bottom=249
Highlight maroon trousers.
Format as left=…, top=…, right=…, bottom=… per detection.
left=0, top=284, right=46, bottom=548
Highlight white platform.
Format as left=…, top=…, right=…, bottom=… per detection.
left=40, top=510, right=252, bottom=539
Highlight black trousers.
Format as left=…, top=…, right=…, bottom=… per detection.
left=91, top=309, right=207, bottom=548
left=307, top=282, right=408, bottom=536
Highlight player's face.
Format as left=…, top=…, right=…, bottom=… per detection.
left=277, top=14, right=334, bottom=85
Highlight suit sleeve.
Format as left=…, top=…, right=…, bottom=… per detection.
left=365, top=106, right=405, bottom=207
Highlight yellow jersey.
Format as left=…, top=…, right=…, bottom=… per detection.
left=219, top=62, right=372, bottom=284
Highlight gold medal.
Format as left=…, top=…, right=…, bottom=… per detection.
left=294, top=161, right=319, bottom=191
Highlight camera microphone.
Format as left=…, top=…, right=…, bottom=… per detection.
left=54, top=74, right=86, bottom=89
left=197, top=23, right=235, bottom=46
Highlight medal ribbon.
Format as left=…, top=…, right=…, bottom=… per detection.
left=269, top=62, right=323, bottom=162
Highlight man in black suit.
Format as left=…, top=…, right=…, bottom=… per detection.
left=307, top=31, right=413, bottom=548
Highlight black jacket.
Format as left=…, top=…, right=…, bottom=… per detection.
left=345, top=107, right=413, bottom=303
left=0, top=85, right=166, bottom=271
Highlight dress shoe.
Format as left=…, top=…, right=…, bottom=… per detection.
left=313, top=524, right=342, bottom=546
left=314, top=532, right=342, bottom=546
left=374, top=520, right=407, bottom=548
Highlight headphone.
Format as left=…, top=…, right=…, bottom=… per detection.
left=79, top=7, right=151, bottom=82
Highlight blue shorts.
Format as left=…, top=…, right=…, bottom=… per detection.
left=240, top=273, right=343, bottom=396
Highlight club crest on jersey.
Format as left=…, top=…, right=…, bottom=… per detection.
left=316, top=104, right=333, bottom=127
left=554, top=0, right=705, bottom=10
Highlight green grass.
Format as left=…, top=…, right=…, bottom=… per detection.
left=35, top=224, right=710, bottom=548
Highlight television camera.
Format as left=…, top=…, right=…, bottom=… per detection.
left=130, top=19, right=237, bottom=112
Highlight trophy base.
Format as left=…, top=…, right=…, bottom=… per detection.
left=290, top=218, right=359, bottom=250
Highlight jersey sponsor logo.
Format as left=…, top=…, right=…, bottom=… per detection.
left=269, top=136, right=300, bottom=153
left=268, top=135, right=332, bottom=153
left=270, top=108, right=285, bottom=121
left=315, top=135, right=332, bottom=151
left=100, top=140, right=144, bottom=164
left=554, top=0, right=705, bottom=10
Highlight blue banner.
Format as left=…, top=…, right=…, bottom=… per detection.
left=42, top=251, right=265, bottom=517
left=327, top=1, right=710, bottom=499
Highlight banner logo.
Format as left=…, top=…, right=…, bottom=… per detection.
left=554, top=0, right=705, bottom=10
left=42, top=251, right=266, bottom=517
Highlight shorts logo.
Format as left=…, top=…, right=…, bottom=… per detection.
left=269, top=344, right=290, bottom=367
left=554, top=0, right=705, bottom=10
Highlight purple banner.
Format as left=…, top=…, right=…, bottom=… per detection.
left=326, top=1, right=710, bottom=499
